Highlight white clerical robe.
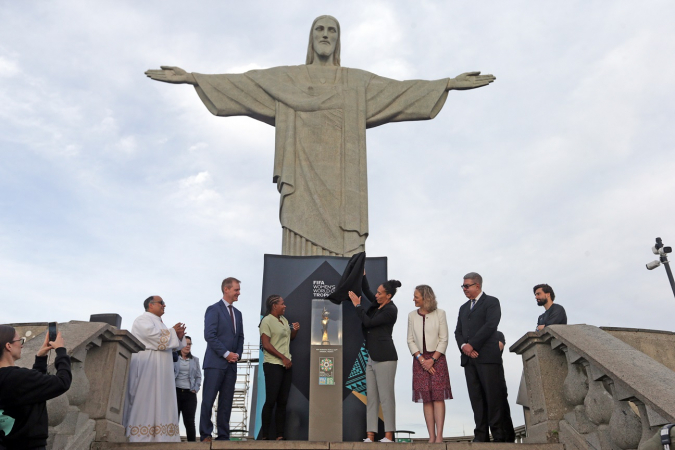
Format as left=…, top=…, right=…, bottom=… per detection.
left=123, top=312, right=186, bottom=442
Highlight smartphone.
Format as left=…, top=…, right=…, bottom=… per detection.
left=48, top=322, right=57, bottom=342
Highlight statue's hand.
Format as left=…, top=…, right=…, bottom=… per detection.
left=448, top=71, right=496, bottom=91
left=145, top=66, right=196, bottom=85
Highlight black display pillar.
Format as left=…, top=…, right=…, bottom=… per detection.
left=251, top=254, right=387, bottom=441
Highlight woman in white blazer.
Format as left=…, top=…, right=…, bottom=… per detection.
left=407, top=285, right=452, bottom=443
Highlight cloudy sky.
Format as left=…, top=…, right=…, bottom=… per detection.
left=2, top=0, right=675, bottom=439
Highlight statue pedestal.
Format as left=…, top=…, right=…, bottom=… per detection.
left=252, top=254, right=387, bottom=442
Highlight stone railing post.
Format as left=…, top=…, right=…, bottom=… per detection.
left=80, top=329, right=144, bottom=442
left=511, top=332, right=573, bottom=443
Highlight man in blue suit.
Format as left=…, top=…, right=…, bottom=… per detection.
left=199, top=277, right=245, bottom=442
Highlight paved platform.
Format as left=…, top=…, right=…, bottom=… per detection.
left=92, top=441, right=565, bottom=450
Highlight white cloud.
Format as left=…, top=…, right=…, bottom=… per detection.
left=115, top=136, right=137, bottom=154
left=0, top=56, right=19, bottom=77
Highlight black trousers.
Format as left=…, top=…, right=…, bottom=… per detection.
left=261, top=363, right=293, bottom=439
left=464, top=360, right=507, bottom=442
left=176, top=387, right=198, bottom=442
left=499, top=364, right=516, bottom=442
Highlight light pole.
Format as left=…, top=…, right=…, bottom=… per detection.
left=646, top=237, right=675, bottom=299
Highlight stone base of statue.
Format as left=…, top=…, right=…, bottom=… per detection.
left=251, top=254, right=387, bottom=442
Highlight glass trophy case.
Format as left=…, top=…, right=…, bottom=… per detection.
left=310, top=299, right=342, bottom=346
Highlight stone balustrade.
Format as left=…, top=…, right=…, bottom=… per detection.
left=9, top=320, right=144, bottom=449
left=511, top=325, right=675, bottom=450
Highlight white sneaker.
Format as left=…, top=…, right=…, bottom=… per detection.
left=363, top=438, right=373, bottom=442
left=379, top=438, right=394, bottom=443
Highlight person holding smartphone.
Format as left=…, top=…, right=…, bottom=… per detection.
left=0, top=324, right=72, bottom=450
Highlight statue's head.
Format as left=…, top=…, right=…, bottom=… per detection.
left=306, top=15, right=341, bottom=66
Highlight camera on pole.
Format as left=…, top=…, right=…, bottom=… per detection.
left=646, top=237, right=675, bottom=299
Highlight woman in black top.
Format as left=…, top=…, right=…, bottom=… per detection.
left=0, top=325, right=72, bottom=450
left=349, top=276, right=400, bottom=443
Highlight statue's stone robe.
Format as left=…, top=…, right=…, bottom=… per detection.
left=193, top=66, right=449, bottom=256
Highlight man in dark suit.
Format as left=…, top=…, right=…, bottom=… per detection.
left=199, top=277, right=245, bottom=442
left=454, top=272, right=507, bottom=442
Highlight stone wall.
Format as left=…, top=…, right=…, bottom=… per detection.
left=601, top=327, right=675, bottom=372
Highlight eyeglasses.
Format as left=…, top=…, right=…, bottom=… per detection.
left=10, top=338, right=26, bottom=345
left=151, top=300, right=166, bottom=306
left=461, top=283, right=477, bottom=290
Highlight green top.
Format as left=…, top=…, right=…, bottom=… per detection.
left=259, top=314, right=291, bottom=365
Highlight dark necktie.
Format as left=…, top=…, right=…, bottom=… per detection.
left=228, top=304, right=235, bottom=332
left=470, top=299, right=476, bottom=310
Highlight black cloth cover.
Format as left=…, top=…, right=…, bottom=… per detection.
left=327, top=252, right=366, bottom=304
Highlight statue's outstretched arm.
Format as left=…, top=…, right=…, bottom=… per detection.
left=145, top=66, right=197, bottom=85
left=447, top=71, right=495, bottom=91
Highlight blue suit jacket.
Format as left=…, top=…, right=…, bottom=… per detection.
left=203, top=300, right=244, bottom=370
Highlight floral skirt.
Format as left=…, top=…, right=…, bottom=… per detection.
left=412, top=352, right=452, bottom=403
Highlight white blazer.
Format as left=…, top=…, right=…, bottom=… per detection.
left=407, top=308, right=449, bottom=355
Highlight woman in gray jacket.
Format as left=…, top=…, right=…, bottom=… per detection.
left=173, top=336, right=202, bottom=442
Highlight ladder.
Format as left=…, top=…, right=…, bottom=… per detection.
left=216, top=343, right=258, bottom=440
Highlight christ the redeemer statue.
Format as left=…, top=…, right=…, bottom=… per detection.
left=146, top=15, right=495, bottom=257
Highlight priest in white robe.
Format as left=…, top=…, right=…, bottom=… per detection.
left=145, top=15, right=495, bottom=257
left=123, top=295, right=187, bottom=442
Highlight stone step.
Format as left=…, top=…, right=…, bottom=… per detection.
left=92, top=441, right=565, bottom=450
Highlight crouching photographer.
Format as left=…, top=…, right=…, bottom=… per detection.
left=0, top=325, right=72, bottom=450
